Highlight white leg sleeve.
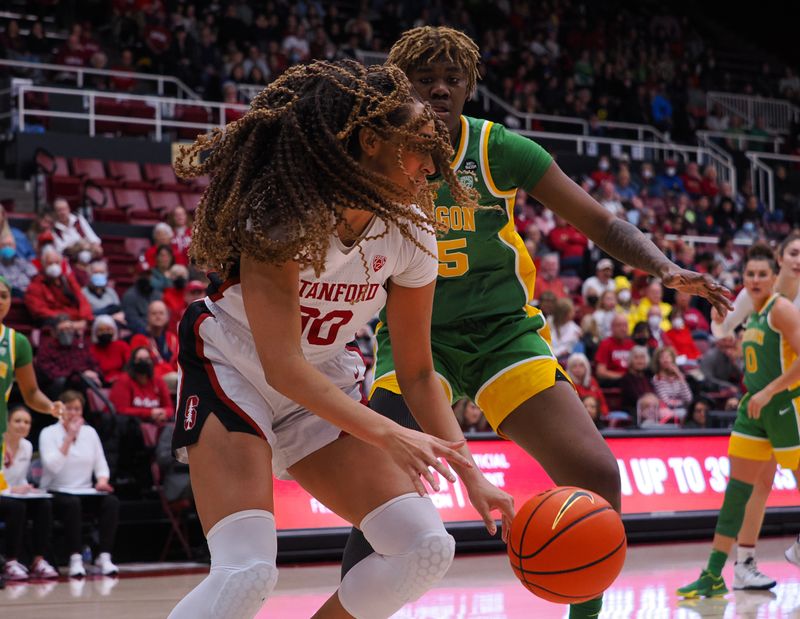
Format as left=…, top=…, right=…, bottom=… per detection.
left=338, top=493, right=455, bottom=619
left=168, top=509, right=278, bottom=619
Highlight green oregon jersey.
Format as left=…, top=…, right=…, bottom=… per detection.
left=0, top=324, right=34, bottom=435
left=742, top=293, right=800, bottom=396
left=383, top=116, right=553, bottom=326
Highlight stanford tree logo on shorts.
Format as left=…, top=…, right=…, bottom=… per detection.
left=184, top=395, right=199, bottom=431
left=372, top=255, right=387, bottom=272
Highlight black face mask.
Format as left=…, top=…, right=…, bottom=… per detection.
left=132, top=360, right=153, bottom=377
left=173, top=276, right=187, bottom=290
left=586, top=295, right=598, bottom=306
left=633, top=336, right=649, bottom=346
left=136, top=277, right=153, bottom=295
left=97, top=333, right=114, bottom=347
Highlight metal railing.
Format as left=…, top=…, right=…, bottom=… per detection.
left=746, top=152, right=800, bottom=213
left=707, top=91, right=800, bottom=134
left=0, top=59, right=199, bottom=100
left=697, top=129, right=784, bottom=154
left=695, top=132, right=737, bottom=194
left=15, top=84, right=247, bottom=141
left=518, top=128, right=735, bottom=188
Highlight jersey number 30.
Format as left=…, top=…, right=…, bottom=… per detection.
left=437, top=238, right=470, bottom=277
left=300, top=306, right=353, bottom=346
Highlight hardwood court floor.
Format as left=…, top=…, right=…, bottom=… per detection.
left=4, top=536, right=800, bottom=618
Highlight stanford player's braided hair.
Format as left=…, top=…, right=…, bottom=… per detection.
left=388, top=26, right=481, bottom=96
left=175, top=59, right=474, bottom=279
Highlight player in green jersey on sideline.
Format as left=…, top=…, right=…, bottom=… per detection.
left=341, top=26, right=733, bottom=618
left=0, top=275, right=63, bottom=589
left=679, top=244, right=800, bottom=598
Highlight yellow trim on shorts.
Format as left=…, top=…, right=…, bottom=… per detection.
left=728, top=432, right=773, bottom=462
left=475, top=357, right=572, bottom=432
left=0, top=442, right=6, bottom=492
left=369, top=371, right=454, bottom=404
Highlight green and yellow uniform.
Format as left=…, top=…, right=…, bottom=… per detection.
left=729, top=293, right=800, bottom=468
left=0, top=323, right=34, bottom=491
left=371, top=116, right=569, bottom=429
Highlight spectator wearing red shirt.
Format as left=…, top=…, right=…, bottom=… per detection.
left=566, top=353, right=609, bottom=415
left=672, top=290, right=710, bottom=333
left=167, top=206, right=192, bottom=266
left=24, top=246, right=93, bottom=329
left=701, top=165, right=719, bottom=199
left=590, top=156, right=614, bottom=188
left=533, top=253, right=569, bottom=300
left=680, top=161, right=704, bottom=199
left=129, top=300, right=178, bottom=391
left=145, top=223, right=187, bottom=268
left=595, top=313, right=635, bottom=386
left=90, top=316, right=130, bottom=385
left=663, top=315, right=701, bottom=360
left=547, top=215, right=587, bottom=275
left=111, top=48, right=138, bottom=92
left=35, top=316, right=102, bottom=400
left=55, top=34, right=87, bottom=69
left=109, top=347, right=173, bottom=423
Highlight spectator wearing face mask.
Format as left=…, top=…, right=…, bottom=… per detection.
left=629, top=279, right=672, bottom=333
left=50, top=198, right=103, bottom=262
left=34, top=315, right=102, bottom=400
left=89, top=316, right=130, bottom=385
left=24, top=245, right=93, bottom=330
left=162, top=264, right=190, bottom=329
left=109, top=346, right=173, bottom=424
left=122, top=263, right=161, bottom=335
left=129, top=300, right=179, bottom=391
left=590, top=156, right=614, bottom=188
left=0, top=235, right=37, bottom=297
left=656, top=160, right=686, bottom=195
left=638, top=162, right=664, bottom=198
left=663, top=313, right=701, bottom=360
left=81, top=260, right=124, bottom=322
left=0, top=204, right=35, bottom=260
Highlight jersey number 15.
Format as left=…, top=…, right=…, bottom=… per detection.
left=437, top=238, right=470, bottom=277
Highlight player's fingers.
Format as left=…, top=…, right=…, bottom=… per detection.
left=430, top=457, right=457, bottom=483
left=434, top=444, right=471, bottom=470
left=482, top=513, right=497, bottom=536
left=409, top=470, right=427, bottom=497
left=421, top=466, right=440, bottom=493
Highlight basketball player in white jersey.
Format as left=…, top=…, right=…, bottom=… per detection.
left=167, top=60, right=514, bottom=619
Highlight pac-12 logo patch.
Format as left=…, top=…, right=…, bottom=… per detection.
left=372, top=255, right=387, bottom=272
left=184, top=395, right=200, bottom=431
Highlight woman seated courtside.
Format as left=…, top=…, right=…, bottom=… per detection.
left=39, top=391, right=120, bottom=577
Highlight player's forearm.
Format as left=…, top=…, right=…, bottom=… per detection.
left=597, top=218, right=675, bottom=279
left=399, top=373, right=482, bottom=483
left=267, top=356, right=397, bottom=447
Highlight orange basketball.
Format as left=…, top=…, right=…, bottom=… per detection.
left=507, top=486, right=627, bottom=604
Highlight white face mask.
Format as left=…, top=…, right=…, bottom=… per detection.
left=671, top=317, right=685, bottom=330
left=598, top=160, right=610, bottom=171
left=648, top=316, right=662, bottom=330
left=45, top=263, right=62, bottom=279
left=77, top=250, right=92, bottom=264
left=617, top=289, right=631, bottom=304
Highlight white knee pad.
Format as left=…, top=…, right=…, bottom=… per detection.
left=168, top=510, right=278, bottom=619
left=338, top=493, right=455, bottom=619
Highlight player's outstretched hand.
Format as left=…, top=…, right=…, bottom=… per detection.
left=382, top=426, right=472, bottom=497
left=662, top=268, right=733, bottom=316
left=464, top=477, right=515, bottom=542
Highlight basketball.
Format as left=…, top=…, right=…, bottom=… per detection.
left=507, top=487, right=627, bottom=604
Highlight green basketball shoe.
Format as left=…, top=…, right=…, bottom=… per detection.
left=677, top=569, right=729, bottom=598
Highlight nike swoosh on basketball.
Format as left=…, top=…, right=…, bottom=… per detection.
left=779, top=407, right=792, bottom=416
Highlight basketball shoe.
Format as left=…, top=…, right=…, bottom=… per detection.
left=734, top=557, right=776, bottom=590
left=677, top=569, right=729, bottom=598
left=785, top=536, right=800, bottom=567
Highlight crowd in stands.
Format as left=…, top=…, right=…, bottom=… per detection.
left=2, top=1, right=800, bottom=149
left=1, top=193, right=202, bottom=579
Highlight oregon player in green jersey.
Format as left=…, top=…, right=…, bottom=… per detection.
left=0, top=276, right=63, bottom=493
left=341, top=27, right=732, bottom=618
left=678, top=246, right=800, bottom=598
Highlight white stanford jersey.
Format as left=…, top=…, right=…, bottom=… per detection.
left=206, top=215, right=438, bottom=364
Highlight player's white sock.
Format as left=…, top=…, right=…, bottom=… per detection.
left=737, top=545, right=756, bottom=563
left=168, top=510, right=278, bottom=619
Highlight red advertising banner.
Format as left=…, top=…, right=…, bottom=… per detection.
left=272, top=435, right=800, bottom=530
